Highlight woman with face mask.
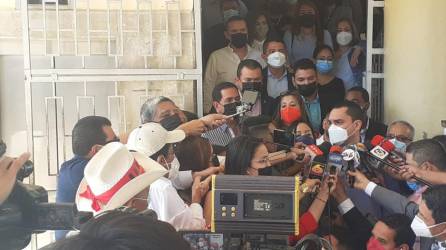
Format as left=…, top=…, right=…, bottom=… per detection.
left=334, top=18, right=365, bottom=90
left=224, top=135, right=272, bottom=176
left=283, top=0, right=333, bottom=64
left=272, top=91, right=311, bottom=131
left=313, top=45, right=345, bottom=108
left=248, top=12, right=275, bottom=52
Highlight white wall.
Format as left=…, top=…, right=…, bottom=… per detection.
left=384, top=0, right=446, bottom=139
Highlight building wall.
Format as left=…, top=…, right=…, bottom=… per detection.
left=384, top=0, right=446, bottom=139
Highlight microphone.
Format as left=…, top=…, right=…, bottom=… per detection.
left=366, top=136, right=433, bottom=187
left=305, top=144, right=324, bottom=162
left=327, top=146, right=343, bottom=175
left=308, top=155, right=327, bottom=181
left=341, top=144, right=362, bottom=187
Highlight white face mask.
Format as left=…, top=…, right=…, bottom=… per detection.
left=223, top=9, right=240, bottom=23
left=336, top=31, right=353, bottom=46
left=267, top=51, right=287, bottom=68
left=411, top=215, right=446, bottom=238
left=328, top=124, right=349, bottom=145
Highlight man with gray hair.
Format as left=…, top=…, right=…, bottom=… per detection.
left=140, top=96, right=227, bottom=136
left=387, top=120, right=416, bottom=148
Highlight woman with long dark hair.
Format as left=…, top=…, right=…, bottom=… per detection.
left=224, top=135, right=271, bottom=176
left=271, top=91, right=311, bottom=132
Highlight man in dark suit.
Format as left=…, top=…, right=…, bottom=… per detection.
left=331, top=177, right=416, bottom=250
left=349, top=170, right=446, bottom=250
left=345, top=86, right=387, bottom=144
left=235, top=59, right=276, bottom=117
left=260, top=37, right=295, bottom=117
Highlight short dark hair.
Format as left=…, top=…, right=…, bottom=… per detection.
left=212, top=82, right=239, bottom=103
left=140, top=96, right=175, bottom=123
left=380, top=214, right=416, bottom=249
left=330, top=100, right=364, bottom=123
left=72, top=116, right=111, bottom=156
left=236, top=59, right=262, bottom=78
left=224, top=15, right=247, bottom=31
left=293, top=58, right=317, bottom=75
left=262, top=37, right=286, bottom=54
left=432, top=135, right=446, bottom=152
left=312, top=44, right=334, bottom=59
left=225, top=135, right=263, bottom=175
left=347, top=86, right=370, bottom=103
left=423, top=185, right=446, bottom=224
left=406, top=139, right=446, bottom=170
left=45, top=210, right=190, bottom=250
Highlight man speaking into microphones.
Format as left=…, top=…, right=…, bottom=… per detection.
left=326, top=100, right=384, bottom=219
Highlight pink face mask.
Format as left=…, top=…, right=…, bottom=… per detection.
left=366, top=236, right=386, bottom=250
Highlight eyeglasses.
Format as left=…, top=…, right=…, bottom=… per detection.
left=386, top=134, right=413, bottom=144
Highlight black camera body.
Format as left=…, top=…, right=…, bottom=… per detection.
left=0, top=140, right=92, bottom=250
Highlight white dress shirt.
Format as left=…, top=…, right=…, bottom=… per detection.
left=148, top=177, right=205, bottom=230
left=204, top=45, right=266, bottom=112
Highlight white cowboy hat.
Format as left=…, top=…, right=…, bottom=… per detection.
left=75, top=142, right=167, bottom=214
left=126, top=122, right=186, bottom=156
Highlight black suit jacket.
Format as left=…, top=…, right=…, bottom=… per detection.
left=261, top=67, right=295, bottom=118
left=365, top=118, right=388, bottom=142
left=343, top=206, right=373, bottom=250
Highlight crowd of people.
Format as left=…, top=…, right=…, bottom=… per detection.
left=42, top=73, right=446, bottom=249
left=0, top=0, right=445, bottom=250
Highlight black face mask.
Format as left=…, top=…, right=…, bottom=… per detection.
left=298, top=14, right=316, bottom=28
left=242, top=81, right=262, bottom=92
left=223, top=101, right=241, bottom=116
left=160, top=114, right=183, bottom=131
left=259, top=167, right=272, bottom=176
left=298, top=82, right=318, bottom=97
left=231, top=33, right=248, bottom=49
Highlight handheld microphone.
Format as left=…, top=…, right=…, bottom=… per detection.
left=305, top=144, right=324, bottom=161
left=366, top=136, right=433, bottom=187
left=327, top=146, right=343, bottom=175
left=308, top=155, right=327, bottom=181
left=341, top=145, right=362, bottom=187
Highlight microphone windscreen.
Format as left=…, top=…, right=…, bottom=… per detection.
left=329, top=145, right=343, bottom=153
left=371, top=135, right=385, bottom=147
left=382, top=140, right=395, bottom=152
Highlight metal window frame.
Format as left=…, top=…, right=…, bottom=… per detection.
left=365, top=0, right=384, bottom=93
left=366, top=0, right=385, bottom=121
left=21, top=1, right=203, bottom=248
left=21, top=0, right=204, bottom=169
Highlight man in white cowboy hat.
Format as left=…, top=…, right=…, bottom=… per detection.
left=127, top=122, right=213, bottom=230
left=75, top=142, right=167, bottom=215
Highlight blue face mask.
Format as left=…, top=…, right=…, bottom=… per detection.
left=389, top=138, right=407, bottom=153
left=315, top=60, right=334, bottom=74
left=406, top=181, right=420, bottom=192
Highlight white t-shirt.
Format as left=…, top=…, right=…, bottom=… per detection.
left=148, top=177, right=205, bottom=230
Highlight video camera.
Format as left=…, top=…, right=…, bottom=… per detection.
left=0, top=140, right=93, bottom=250
left=210, top=175, right=300, bottom=235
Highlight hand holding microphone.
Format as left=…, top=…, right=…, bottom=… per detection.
left=347, top=170, right=370, bottom=191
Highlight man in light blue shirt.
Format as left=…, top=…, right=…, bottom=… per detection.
left=261, top=38, right=294, bottom=100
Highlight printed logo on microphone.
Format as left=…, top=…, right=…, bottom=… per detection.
left=342, top=149, right=356, bottom=161
left=370, top=145, right=389, bottom=160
